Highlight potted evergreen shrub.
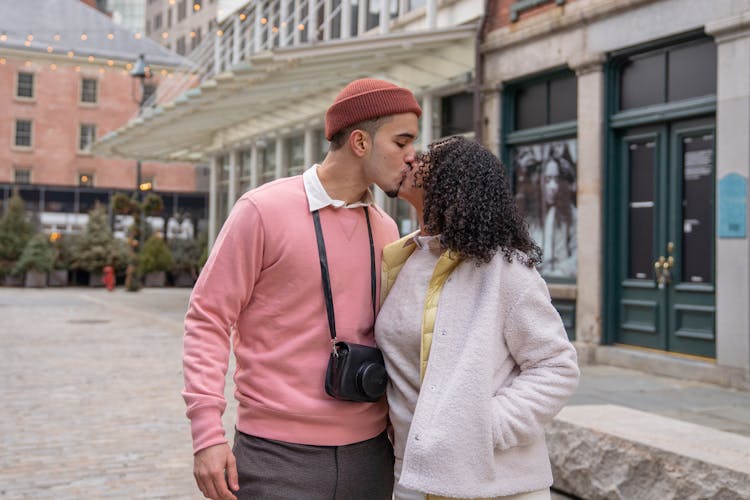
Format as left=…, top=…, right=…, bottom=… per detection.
left=138, top=234, right=174, bottom=287
left=0, top=192, right=35, bottom=286
left=169, top=237, right=200, bottom=287
left=13, top=234, right=55, bottom=287
left=48, top=234, right=74, bottom=287
left=71, top=203, right=121, bottom=286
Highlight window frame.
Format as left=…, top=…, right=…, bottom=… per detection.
left=502, top=69, right=579, bottom=285
left=15, top=71, right=35, bottom=101
left=78, top=172, right=95, bottom=187
left=13, top=119, right=33, bottom=149
left=78, top=123, right=97, bottom=154
left=80, top=77, right=99, bottom=105
left=13, top=167, right=32, bottom=185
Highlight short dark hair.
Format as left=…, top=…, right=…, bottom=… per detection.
left=414, top=136, right=542, bottom=266
left=328, top=116, right=392, bottom=151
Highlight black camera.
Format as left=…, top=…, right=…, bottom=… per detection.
left=325, top=341, right=387, bottom=403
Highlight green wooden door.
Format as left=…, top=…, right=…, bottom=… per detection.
left=614, top=118, right=716, bottom=357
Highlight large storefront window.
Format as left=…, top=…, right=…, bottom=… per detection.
left=505, top=70, right=577, bottom=281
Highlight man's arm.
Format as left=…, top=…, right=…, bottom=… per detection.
left=182, top=198, right=266, bottom=494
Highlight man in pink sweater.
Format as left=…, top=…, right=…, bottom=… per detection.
left=182, top=79, right=421, bottom=500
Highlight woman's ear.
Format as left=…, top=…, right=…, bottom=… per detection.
left=348, top=129, right=370, bottom=158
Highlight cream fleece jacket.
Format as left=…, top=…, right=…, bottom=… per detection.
left=376, top=238, right=580, bottom=498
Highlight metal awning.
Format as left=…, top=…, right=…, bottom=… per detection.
left=93, top=25, right=476, bottom=163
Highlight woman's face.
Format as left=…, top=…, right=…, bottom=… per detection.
left=543, top=159, right=560, bottom=207
left=398, top=151, right=430, bottom=208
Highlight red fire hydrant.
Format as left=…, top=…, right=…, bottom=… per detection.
left=102, top=265, right=115, bottom=291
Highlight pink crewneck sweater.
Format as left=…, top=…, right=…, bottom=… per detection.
left=182, top=175, right=399, bottom=454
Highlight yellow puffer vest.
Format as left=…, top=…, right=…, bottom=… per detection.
left=381, top=232, right=461, bottom=382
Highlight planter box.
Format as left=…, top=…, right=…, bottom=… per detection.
left=88, top=272, right=104, bottom=287
left=3, top=274, right=24, bottom=287
left=48, top=269, right=69, bottom=287
left=144, top=271, right=166, bottom=287
left=173, top=271, right=196, bottom=287
left=24, top=271, right=48, bottom=288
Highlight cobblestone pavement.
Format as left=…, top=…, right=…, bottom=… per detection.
left=0, top=287, right=236, bottom=499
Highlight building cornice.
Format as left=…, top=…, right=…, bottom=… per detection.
left=481, top=0, right=656, bottom=54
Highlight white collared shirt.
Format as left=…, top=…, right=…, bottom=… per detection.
left=302, top=164, right=374, bottom=212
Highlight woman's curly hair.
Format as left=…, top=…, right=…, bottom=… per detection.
left=414, top=136, right=542, bottom=267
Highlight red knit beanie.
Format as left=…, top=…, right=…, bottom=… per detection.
left=325, top=78, right=422, bottom=140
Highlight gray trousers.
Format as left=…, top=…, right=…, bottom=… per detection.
left=232, top=430, right=394, bottom=500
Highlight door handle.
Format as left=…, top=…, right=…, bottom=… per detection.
left=654, top=255, right=671, bottom=288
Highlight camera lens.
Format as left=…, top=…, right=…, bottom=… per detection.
left=357, top=362, right=387, bottom=399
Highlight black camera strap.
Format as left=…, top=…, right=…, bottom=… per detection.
left=312, top=206, right=376, bottom=355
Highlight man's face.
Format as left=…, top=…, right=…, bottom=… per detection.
left=364, top=113, right=419, bottom=197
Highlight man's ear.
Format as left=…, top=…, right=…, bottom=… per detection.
left=348, top=130, right=370, bottom=158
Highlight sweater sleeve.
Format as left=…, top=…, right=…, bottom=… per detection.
left=181, top=198, right=265, bottom=454
left=490, top=267, right=580, bottom=451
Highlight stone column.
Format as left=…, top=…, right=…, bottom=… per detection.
left=421, top=93, right=433, bottom=149
left=208, top=156, right=219, bottom=248
left=249, top=144, right=259, bottom=189
left=275, top=136, right=284, bottom=180
left=228, top=149, right=239, bottom=207
left=304, top=128, right=316, bottom=167
left=568, top=52, right=606, bottom=358
left=706, top=13, right=750, bottom=375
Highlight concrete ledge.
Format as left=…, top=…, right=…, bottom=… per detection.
left=594, top=345, right=750, bottom=391
left=546, top=405, right=750, bottom=500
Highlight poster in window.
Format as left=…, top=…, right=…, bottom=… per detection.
left=511, top=139, right=577, bottom=279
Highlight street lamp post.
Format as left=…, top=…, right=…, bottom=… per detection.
left=130, top=54, right=148, bottom=253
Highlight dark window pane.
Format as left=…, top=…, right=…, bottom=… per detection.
left=44, top=190, right=75, bottom=212
left=515, top=82, right=546, bottom=130
left=620, top=52, right=665, bottom=110
left=549, top=74, right=577, bottom=124
left=628, top=141, right=655, bottom=279
left=441, top=92, right=474, bottom=137
left=681, top=134, right=714, bottom=284
left=79, top=191, right=109, bottom=213
left=668, top=41, right=717, bottom=102
left=17, top=72, right=34, bottom=98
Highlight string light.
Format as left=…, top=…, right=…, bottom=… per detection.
left=261, top=17, right=268, bottom=24
left=281, top=22, right=287, bottom=27
left=88, top=55, right=95, bottom=62
left=239, top=13, right=247, bottom=20
left=107, top=33, right=114, bottom=40
left=193, top=3, right=201, bottom=11
left=47, top=46, right=54, bottom=53
left=216, top=29, right=223, bottom=36
left=272, top=26, right=278, bottom=33
left=0, top=58, right=6, bottom=65
left=126, top=63, right=133, bottom=70
left=53, top=34, right=61, bottom=41
left=160, top=69, right=167, bottom=76
left=50, top=63, right=57, bottom=70
left=24, top=40, right=31, bottom=47
left=190, top=31, right=196, bottom=38
left=67, top=51, right=75, bottom=57
left=75, top=66, right=81, bottom=72
left=27, top=34, right=34, bottom=41
left=298, top=24, right=305, bottom=31
left=99, top=68, right=105, bottom=74
left=0, top=32, right=7, bottom=42
left=161, top=31, right=169, bottom=39
left=107, top=59, right=114, bottom=66
left=25, top=61, right=32, bottom=67
left=134, top=32, right=142, bottom=39
left=81, top=33, right=88, bottom=41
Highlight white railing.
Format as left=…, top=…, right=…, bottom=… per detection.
left=144, top=0, right=435, bottom=110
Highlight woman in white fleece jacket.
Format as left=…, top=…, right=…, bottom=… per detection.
left=374, top=136, right=580, bottom=500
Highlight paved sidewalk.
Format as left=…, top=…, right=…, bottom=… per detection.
left=1, top=287, right=748, bottom=499
left=0, top=287, right=235, bottom=499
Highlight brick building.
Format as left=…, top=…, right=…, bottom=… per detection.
left=0, top=0, right=207, bottom=235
